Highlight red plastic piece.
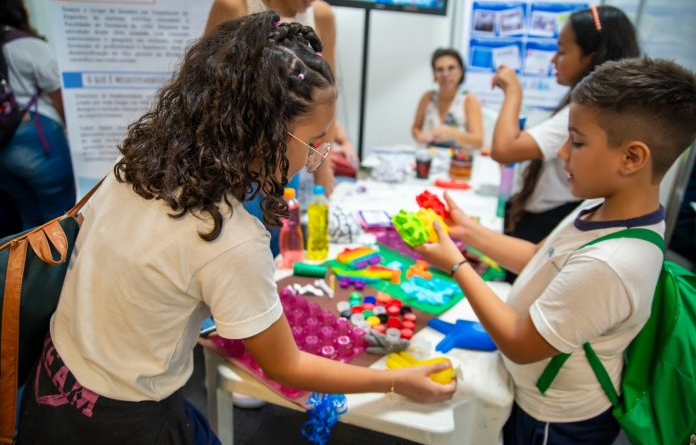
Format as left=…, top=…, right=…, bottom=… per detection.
left=400, top=328, right=414, bottom=340
left=434, top=178, right=471, bottom=190
left=416, top=190, right=450, bottom=219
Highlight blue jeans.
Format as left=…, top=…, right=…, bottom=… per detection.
left=503, top=402, right=620, bottom=445
left=0, top=113, right=76, bottom=230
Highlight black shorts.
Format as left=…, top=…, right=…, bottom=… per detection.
left=17, top=335, right=201, bottom=445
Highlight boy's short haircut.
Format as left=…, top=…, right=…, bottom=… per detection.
left=571, top=57, right=696, bottom=181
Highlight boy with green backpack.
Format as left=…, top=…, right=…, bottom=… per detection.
left=416, top=57, right=696, bottom=445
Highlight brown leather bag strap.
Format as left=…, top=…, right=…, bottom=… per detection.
left=0, top=240, right=28, bottom=443
left=67, top=177, right=105, bottom=218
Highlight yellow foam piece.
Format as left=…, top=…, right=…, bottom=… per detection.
left=416, top=208, right=449, bottom=243
left=385, top=351, right=455, bottom=385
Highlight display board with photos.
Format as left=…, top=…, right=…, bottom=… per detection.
left=460, top=1, right=589, bottom=109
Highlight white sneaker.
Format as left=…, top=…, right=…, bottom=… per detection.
left=232, top=393, right=266, bottom=409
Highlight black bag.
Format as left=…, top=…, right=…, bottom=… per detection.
left=0, top=182, right=101, bottom=444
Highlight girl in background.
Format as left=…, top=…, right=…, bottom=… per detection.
left=490, top=6, right=639, bottom=272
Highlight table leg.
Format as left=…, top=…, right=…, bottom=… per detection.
left=203, top=347, right=234, bottom=444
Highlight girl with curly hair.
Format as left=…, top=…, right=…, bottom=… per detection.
left=16, top=11, right=455, bottom=445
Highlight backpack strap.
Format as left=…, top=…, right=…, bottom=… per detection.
left=536, top=227, right=665, bottom=401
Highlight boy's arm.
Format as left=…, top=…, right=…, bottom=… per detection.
left=416, top=224, right=559, bottom=364
left=445, top=192, right=538, bottom=274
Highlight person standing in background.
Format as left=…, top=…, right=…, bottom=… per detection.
left=0, top=0, right=76, bottom=231
left=206, top=0, right=360, bottom=192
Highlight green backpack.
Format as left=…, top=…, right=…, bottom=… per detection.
left=536, top=228, right=696, bottom=445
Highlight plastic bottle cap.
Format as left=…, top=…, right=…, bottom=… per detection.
left=313, top=185, right=325, bottom=195
left=283, top=188, right=296, bottom=199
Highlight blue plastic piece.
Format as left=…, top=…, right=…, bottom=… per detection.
left=301, top=392, right=347, bottom=445
left=427, top=318, right=497, bottom=352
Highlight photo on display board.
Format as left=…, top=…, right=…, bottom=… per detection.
left=463, top=1, right=589, bottom=108
left=499, top=7, right=525, bottom=35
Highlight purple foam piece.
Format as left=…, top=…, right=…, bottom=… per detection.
left=213, top=289, right=368, bottom=399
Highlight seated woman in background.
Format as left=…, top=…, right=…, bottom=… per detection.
left=412, top=48, right=483, bottom=150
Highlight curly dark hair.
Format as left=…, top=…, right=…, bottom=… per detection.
left=114, top=11, right=335, bottom=241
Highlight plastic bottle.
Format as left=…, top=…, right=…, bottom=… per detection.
left=307, top=185, right=329, bottom=261
left=496, top=163, right=516, bottom=218
left=496, top=116, right=526, bottom=218
left=279, top=187, right=304, bottom=269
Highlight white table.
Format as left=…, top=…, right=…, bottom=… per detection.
left=203, top=154, right=515, bottom=445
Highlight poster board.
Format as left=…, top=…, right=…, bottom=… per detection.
left=458, top=0, right=588, bottom=109
left=49, top=0, right=214, bottom=196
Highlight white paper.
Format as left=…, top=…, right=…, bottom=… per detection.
left=50, top=0, right=214, bottom=196
left=492, top=45, right=521, bottom=71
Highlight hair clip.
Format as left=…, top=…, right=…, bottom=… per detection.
left=591, top=4, right=602, bottom=32
left=297, top=73, right=305, bottom=80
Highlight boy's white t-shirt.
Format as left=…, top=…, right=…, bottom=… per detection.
left=524, top=106, right=580, bottom=212
left=503, top=199, right=665, bottom=422
left=50, top=173, right=283, bottom=401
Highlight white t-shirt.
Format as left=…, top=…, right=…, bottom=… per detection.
left=246, top=0, right=316, bottom=28
left=524, top=106, right=580, bottom=212
left=2, top=30, right=63, bottom=124
left=51, top=173, right=282, bottom=401
left=503, top=199, right=665, bottom=422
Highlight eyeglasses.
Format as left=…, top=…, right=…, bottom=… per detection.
left=288, top=132, right=331, bottom=173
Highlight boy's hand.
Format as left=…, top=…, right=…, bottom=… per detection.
left=443, top=192, right=479, bottom=242
left=491, top=65, right=521, bottom=94
left=414, top=222, right=465, bottom=273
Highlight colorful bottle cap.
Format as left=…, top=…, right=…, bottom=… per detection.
left=387, top=306, right=400, bottom=316
left=336, top=301, right=350, bottom=313
left=387, top=316, right=402, bottom=329
left=349, top=291, right=362, bottom=301
left=363, top=295, right=376, bottom=305
left=372, top=324, right=386, bottom=334
left=362, top=310, right=374, bottom=318
left=283, top=187, right=296, bottom=199
left=362, top=303, right=375, bottom=311
left=402, top=320, right=416, bottom=330
left=400, top=328, right=414, bottom=340
left=366, top=316, right=381, bottom=326
left=400, top=305, right=413, bottom=315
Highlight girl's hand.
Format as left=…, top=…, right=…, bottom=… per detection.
left=491, top=65, right=521, bottom=94
left=392, top=361, right=457, bottom=403
left=414, top=222, right=465, bottom=273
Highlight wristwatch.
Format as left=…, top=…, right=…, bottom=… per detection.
left=450, top=258, right=468, bottom=277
